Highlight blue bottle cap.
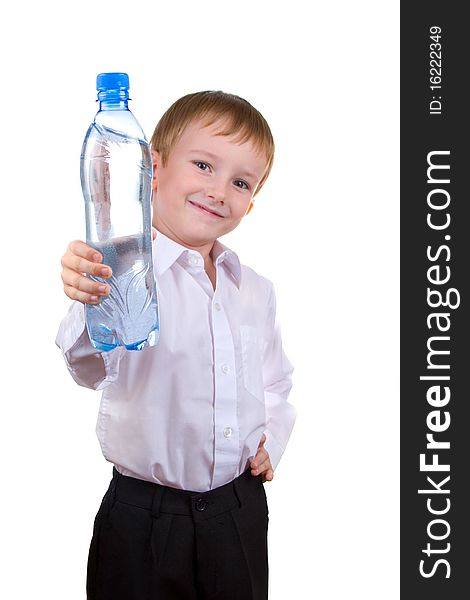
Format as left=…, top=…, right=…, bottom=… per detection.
left=96, top=72, right=129, bottom=92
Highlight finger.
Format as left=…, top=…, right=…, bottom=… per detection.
left=63, top=283, right=102, bottom=305
left=251, top=457, right=272, bottom=476
left=68, top=240, right=104, bottom=264
left=62, top=267, right=110, bottom=302
left=258, top=433, right=266, bottom=446
left=152, top=227, right=157, bottom=241
left=62, top=240, right=113, bottom=277
left=253, top=457, right=272, bottom=474
left=263, top=469, right=274, bottom=482
left=61, top=252, right=112, bottom=280
left=251, top=447, right=269, bottom=468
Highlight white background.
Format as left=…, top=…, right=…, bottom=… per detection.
left=1, top=1, right=399, bottom=598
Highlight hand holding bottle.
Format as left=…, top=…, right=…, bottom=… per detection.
left=61, top=228, right=157, bottom=305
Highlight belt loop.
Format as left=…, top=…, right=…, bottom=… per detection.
left=233, top=478, right=243, bottom=509
left=106, top=468, right=119, bottom=523
left=148, top=485, right=164, bottom=566
left=111, top=468, right=119, bottom=503
left=151, top=485, right=164, bottom=519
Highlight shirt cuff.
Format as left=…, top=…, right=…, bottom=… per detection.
left=262, top=428, right=285, bottom=472
left=55, top=301, right=93, bottom=355
left=55, top=301, right=111, bottom=390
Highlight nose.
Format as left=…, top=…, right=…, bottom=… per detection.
left=206, top=178, right=226, bottom=203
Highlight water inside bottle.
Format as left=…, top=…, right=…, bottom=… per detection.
left=85, top=233, right=159, bottom=351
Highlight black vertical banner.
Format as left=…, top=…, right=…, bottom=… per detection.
left=401, top=3, right=469, bottom=598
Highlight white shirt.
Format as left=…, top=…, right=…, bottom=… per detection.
left=56, top=232, right=296, bottom=492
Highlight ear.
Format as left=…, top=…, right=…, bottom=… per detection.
left=245, top=200, right=254, bottom=216
left=151, top=149, right=161, bottom=191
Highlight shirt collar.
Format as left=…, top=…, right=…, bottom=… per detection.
left=154, top=231, right=242, bottom=288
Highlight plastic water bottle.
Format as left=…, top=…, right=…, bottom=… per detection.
left=80, top=72, right=159, bottom=352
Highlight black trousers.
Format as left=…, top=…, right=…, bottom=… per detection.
left=87, top=467, right=269, bottom=599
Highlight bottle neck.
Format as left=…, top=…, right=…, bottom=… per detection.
left=96, top=87, right=130, bottom=111
left=98, top=99, right=129, bottom=111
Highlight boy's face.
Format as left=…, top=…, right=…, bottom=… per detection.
left=151, top=118, right=267, bottom=253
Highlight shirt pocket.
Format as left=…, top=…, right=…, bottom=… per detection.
left=240, top=325, right=265, bottom=401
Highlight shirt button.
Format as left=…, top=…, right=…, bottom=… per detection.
left=223, top=427, right=233, bottom=438
left=214, top=302, right=221, bottom=311
left=221, top=364, right=229, bottom=374
left=195, top=498, right=207, bottom=512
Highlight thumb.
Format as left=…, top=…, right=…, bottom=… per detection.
left=152, top=227, right=157, bottom=241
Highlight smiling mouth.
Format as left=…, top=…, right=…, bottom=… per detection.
left=188, top=200, right=224, bottom=218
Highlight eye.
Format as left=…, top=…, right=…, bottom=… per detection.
left=234, top=180, right=249, bottom=190
left=194, top=161, right=210, bottom=171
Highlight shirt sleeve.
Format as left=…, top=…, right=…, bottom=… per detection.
left=55, top=301, right=123, bottom=390
left=262, top=281, right=296, bottom=471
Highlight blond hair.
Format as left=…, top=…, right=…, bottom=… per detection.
left=150, top=91, right=274, bottom=196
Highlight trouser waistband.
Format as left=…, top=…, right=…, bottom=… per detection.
left=109, top=467, right=263, bottom=523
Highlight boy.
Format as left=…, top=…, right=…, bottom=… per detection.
left=57, top=90, right=296, bottom=600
